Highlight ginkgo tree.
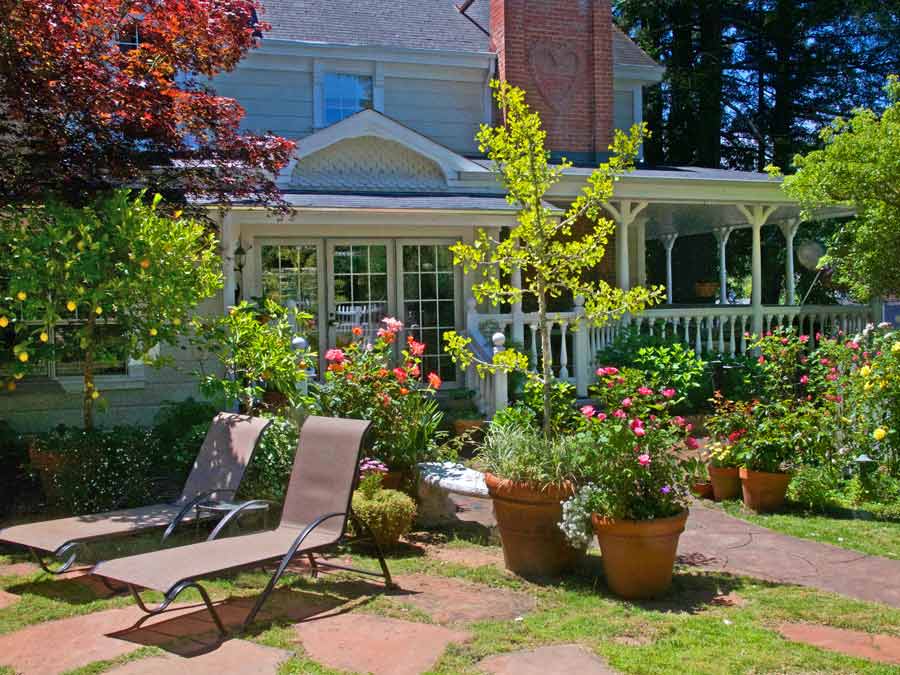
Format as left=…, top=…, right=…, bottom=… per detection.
left=444, top=81, right=664, bottom=438
left=0, top=190, right=222, bottom=429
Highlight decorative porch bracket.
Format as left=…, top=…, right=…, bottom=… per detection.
left=736, top=204, right=779, bottom=337
left=659, top=232, right=679, bottom=304
left=603, top=200, right=649, bottom=291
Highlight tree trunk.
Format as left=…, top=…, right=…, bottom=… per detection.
left=697, top=0, right=724, bottom=167
left=668, top=0, right=696, bottom=165
left=82, top=312, right=96, bottom=431
left=538, top=287, right=553, bottom=440
left=771, top=0, right=795, bottom=171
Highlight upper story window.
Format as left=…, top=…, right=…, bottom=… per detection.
left=116, top=21, right=142, bottom=52
left=324, top=73, right=373, bottom=126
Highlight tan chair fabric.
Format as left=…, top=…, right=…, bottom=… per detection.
left=93, top=416, right=371, bottom=593
left=0, top=413, right=270, bottom=553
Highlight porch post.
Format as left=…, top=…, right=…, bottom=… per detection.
left=636, top=217, right=648, bottom=287
left=660, top=232, right=679, bottom=304
left=511, top=265, right=525, bottom=346
left=714, top=226, right=734, bottom=305
left=221, top=212, right=237, bottom=313
left=605, top=200, right=649, bottom=292
left=737, top=204, right=778, bottom=337
left=779, top=219, right=801, bottom=305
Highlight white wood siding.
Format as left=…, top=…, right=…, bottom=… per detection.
left=614, top=89, right=635, bottom=133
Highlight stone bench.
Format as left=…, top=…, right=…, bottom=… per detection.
left=415, top=462, right=490, bottom=527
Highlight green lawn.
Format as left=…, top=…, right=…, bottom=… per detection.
left=718, top=500, right=900, bottom=559
left=3, top=531, right=900, bottom=674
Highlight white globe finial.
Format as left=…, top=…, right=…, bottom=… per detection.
left=291, top=336, right=308, bottom=351
left=492, top=332, right=506, bottom=348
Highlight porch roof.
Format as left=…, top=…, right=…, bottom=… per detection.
left=274, top=191, right=560, bottom=214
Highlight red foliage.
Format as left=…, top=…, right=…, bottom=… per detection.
left=0, top=0, right=295, bottom=207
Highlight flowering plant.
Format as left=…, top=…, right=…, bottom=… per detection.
left=308, top=317, right=445, bottom=471
left=559, top=368, right=695, bottom=546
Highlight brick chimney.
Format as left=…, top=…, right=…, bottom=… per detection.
left=489, top=0, right=614, bottom=164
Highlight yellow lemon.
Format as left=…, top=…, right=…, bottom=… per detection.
left=874, top=427, right=888, bottom=441
left=894, top=342, right=900, bottom=354
left=15, top=291, right=26, bottom=301
left=39, top=331, right=48, bottom=343
left=91, top=390, right=100, bottom=400
left=172, top=318, right=181, bottom=326
left=0, top=316, right=8, bottom=328
left=66, top=300, right=77, bottom=312
left=149, top=328, right=158, bottom=337
left=94, top=306, right=103, bottom=315
left=17, top=352, right=28, bottom=363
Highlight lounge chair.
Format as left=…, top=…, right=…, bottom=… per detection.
left=92, top=415, right=395, bottom=636
left=0, top=413, right=271, bottom=574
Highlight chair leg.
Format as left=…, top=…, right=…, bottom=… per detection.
left=349, top=512, right=396, bottom=589
left=130, top=581, right=227, bottom=637
left=30, top=542, right=82, bottom=575
left=306, top=553, right=319, bottom=578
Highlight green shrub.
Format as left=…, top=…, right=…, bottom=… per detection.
left=239, top=416, right=298, bottom=502
left=477, top=421, right=588, bottom=485
left=787, top=465, right=843, bottom=512
left=847, top=470, right=900, bottom=505
left=0, top=420, right=31, bottom=515
left=351, top=474, right=416, bottom=549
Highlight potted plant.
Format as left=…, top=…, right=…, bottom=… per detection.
left=352, top=459, right=417, bottom=549
left=561, top=372, right=697, bottom=599
left=707, top=441, right=742, bottom=501
left=706, top=395, right=754, bottom=501
left=445, top=389, right=485, bottom=437
left=478, top=418, right=587, bottom=576
left=683, top=456, right=714, bottom=499
left=308, top=317, right=445, bottom=486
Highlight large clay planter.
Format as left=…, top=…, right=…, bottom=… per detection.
left=452, top=419, right=485, bottom=436
left=484, top=473, right=583, bottom=578
left=691, top=482, right=714, bottom=500
left=381, top=471, right=407, bottom=491
left=708, top=465, right=741, bottom=501
left=739, top=468, right=791, bottom=513
left=592, top=510, right=689, bottom=600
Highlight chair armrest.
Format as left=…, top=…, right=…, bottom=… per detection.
left=160, top=489, right=238, bottom=543
left=206, top=500, right=275, bottom=541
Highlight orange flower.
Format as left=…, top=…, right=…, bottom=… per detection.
left=399, top=387, right=409, bottom=395
left=427, top=372, right=442, bottom=390
left=352, top=326, right=363, bottom=337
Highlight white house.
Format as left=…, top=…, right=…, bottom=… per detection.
left=2, top=0, right=872, bottom=429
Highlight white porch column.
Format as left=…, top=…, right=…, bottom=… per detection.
left=713, top=226, right=734, bottom=305
left=510, top=265, right=525, bottom=346
left=221, top=212, right=237, bottom=312
left=604, top=200, right=648, bottom=291
left=636, top=217, right=648, bottom=287
left=737, top=204, right=778, bottom=337
left=779, top=219, right=801, bottom=305
left=659, top=232, right=679, bottom=304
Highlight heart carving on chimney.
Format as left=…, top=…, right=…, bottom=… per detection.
left=527, top=39, right=585, bottom=110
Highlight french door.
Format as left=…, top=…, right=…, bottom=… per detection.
left=258, top=238, right=460, bottom=383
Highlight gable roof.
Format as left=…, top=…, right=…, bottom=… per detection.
left=260, top=0, right=659, bottom=70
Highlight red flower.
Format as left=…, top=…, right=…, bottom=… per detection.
left=409, top=340, right=426, bottom=357
left=427, top=372, right=442, bottom=390
left=685, top=436, right=700, bottom=450
left=393, top=367, right=408, bottom=383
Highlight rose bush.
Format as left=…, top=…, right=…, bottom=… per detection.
left=307, top=317, right=446, bottom=471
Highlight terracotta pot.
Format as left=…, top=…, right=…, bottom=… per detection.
left=691, top=482, right=714, bottom=499
left=708, top=465, right=741, bottom=501
left=484, top=473, right=584, bottom=577
left=739, top=467, right=791, bottom=513
left=592, top=509, right=689, bottom=600
left=380, top=471, right=407, bottom=491
left=452, top=419, right=484, bottom=436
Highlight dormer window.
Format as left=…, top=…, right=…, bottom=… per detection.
left=324, top=73, right=373, bottom=125
left=116, top=21, right=141, bottom=52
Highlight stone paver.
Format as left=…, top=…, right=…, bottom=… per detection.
left=778, top=623, right=900, bottom=665
left=108, top=638, right=292, bottom=674
left=391, top=573, right=534, bottom=624
left=0, top=561, right=40, bottom=577
left=678, top=504, right=900, bottom=607
left=426, top=545, right=505, bottom=570
left=294, top=612, right=470, bottom=675
left=0, top=588, right=19, bottom=609
left=478, top=644, right=618, bottom=674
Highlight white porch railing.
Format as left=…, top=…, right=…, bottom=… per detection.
left=465, top=297, right=874, bottom=417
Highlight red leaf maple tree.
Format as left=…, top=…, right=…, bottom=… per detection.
left=0, top=0, right=295, bottom=208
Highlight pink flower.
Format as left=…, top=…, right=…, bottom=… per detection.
left=661, top=388, right=676, bottom=399
left=758, top=356, right=766, bottom=364
left=381, top=316, right=403, bottom=332
left=673, top=416, right=687, bottom=428
left=596, top=412, right=607, bottom=422
left=630, top=418, right=644, bottom=431
left=427, top=372, right=442, bottom=390
left=637, top=386, right=653, bottom=396
left=408, top=340, right=426, bottom=357
left=621, top=397, right=633, bottom=408
left=600, top=366, right=619, bottom=376
left=800, top=375, right=809, bottom=385
left=685, top=436, right=700, bottom=450
left=820, top=358, right=830, bottom=366
left=827, top=373, right=838, bottom=381
left=633, top=427, right=646, bottom=437
left=580, top=405, right=596, bottom=418
left=781, top=337, right=789, bottom=345
left=613, top=409, right=627, bottom=419
left=325, top=348, right=345, bottom=363
left=393, top=367, right=408, bottom=383
left=799, top=335, right=809, bottom=343
left=638, top=454, right=651, bottom=467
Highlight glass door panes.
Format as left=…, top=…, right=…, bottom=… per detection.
left=329, top=243, right=390, bottom=347
left=401, top=244, right=457, bottom=381
left=260, top=243, right=321, bottom=354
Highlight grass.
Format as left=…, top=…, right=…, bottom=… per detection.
left=3, top=524, right=900, bottom=673
left=718, top=500, right=900, bottom=559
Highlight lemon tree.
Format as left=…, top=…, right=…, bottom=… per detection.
left=0, top=189, right=222, bottom=428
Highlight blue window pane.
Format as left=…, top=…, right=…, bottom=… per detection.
left=324, top=73, right=373, bottom=125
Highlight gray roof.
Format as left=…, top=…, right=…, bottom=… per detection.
left=260, top=0, right=659, bottom=69
left=278, top=192, right=561, bottom=212
left=560, top=165, right=779, bottom=183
